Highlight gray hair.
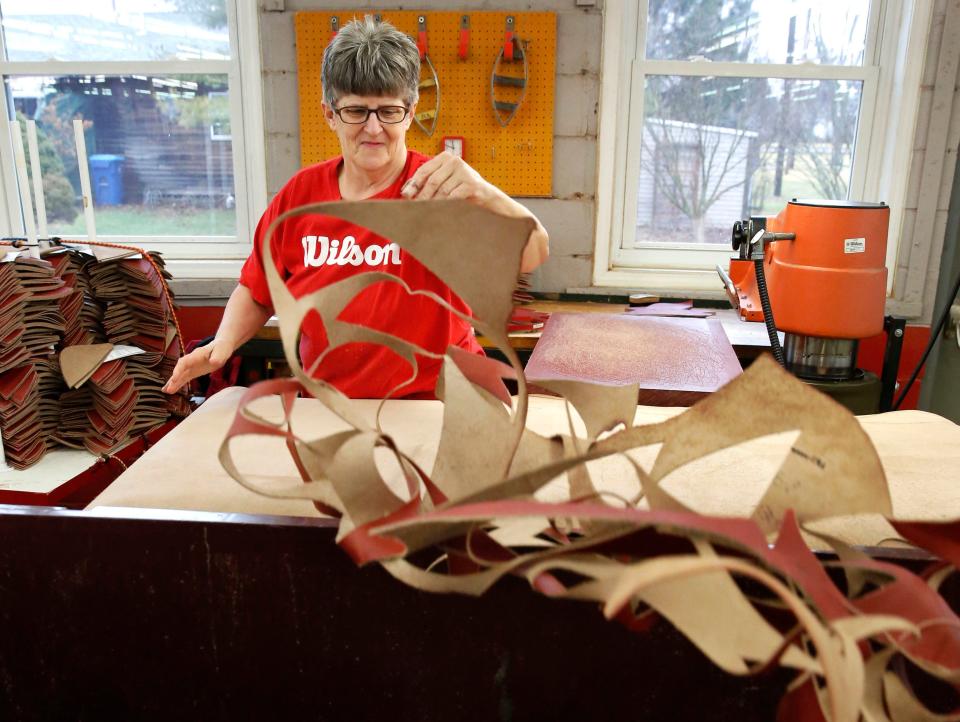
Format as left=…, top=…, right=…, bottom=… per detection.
left=321, top=16, right=420, bottom=108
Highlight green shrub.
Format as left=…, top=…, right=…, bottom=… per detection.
left=42, top=174, right=78, bottom=223
left=17, top=110, right=79, bottom=224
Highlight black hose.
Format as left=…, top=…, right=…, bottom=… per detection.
left=891, top=261, right=960, bottom=409
left=754, top=257, right=786, bottom=366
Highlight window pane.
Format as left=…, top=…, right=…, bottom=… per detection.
left=646, top=0, right=870, bottom=66
left=0, top=1, right=229, bottom=62
left=9, top=74, right=236, bottom=238
left=630, top=74, right=861, bottom=248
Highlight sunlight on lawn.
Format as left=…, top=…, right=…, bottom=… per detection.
left=50, top=205, right=236, bottom=238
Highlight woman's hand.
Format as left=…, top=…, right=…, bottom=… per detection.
left=162, top=284, right=271, bottom=395
left=401, top=151, right=549, bottom=272
left=400, top=151, right=494, bottom=203
left=162, top=341, right=231, bottom=394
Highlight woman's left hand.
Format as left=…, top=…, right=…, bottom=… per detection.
left=400, top=151, right=494, bottom=203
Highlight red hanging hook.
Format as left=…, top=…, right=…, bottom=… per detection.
left=416, top=15, right=428, bottom=60
left=458, top=15, right=470, bottom=60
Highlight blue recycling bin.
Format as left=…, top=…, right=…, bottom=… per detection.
left=89, top=154, right=125, bottom=206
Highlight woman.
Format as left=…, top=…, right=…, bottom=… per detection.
left=163, top=16, right=548, bottom=398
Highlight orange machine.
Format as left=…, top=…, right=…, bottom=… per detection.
left=719, top=200, right=889, bottom=381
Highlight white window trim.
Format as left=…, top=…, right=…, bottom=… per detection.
left=0, top=0, right=266, bottom=277
left=593, top=0, right=931, bottom=316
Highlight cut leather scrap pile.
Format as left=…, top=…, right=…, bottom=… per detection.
left=220, top=200, right=960, bottom=722
left=512, top=271, right=533, bottom=305
left=0, top=243, right=189, bottom=467
left=507, top=306, right=549, bottom=332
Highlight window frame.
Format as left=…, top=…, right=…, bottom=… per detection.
left=0, top=1, right=265, bottom=272
left=593, top=0, right=932, bottom=313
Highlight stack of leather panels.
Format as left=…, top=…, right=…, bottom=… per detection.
left=0, top=244, right=189, bottom=468
left=0, top=254, right=70, bottom=467
left=524, top=312, right=743, bottom=407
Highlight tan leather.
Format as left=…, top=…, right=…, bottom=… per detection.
left=95, top=198, right=960, bottom=722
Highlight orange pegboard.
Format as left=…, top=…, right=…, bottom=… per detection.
left=295, top=10, right=555, bottom=197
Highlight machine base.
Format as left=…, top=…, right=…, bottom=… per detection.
left=784, top=333, right=859, bottom=381
left=802, top=370, right=882, bottom=415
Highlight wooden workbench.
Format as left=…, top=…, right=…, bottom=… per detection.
left=257, top=302, right=773, bottom=354
left=89, top=387, right=960, bottom=550
left=2, top=387, right=958, bottom=719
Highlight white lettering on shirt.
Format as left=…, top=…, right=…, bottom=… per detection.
left=301, top=235, right=401, bottom=268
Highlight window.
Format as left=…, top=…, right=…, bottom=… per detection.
left=595, top=0, right=931, bottom=305
left=0, top=0, right=265, bottom=266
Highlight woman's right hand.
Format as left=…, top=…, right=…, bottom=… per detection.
left=400, top=151, right=549, bottom=272
left=162, top=341, right=231, bottom=394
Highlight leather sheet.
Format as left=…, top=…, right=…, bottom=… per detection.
left=525, top=313, right=743, bottom=405
left=100, top=198, right=960, bottom=722
left=96, top=380, right=960, bottom=720
left=92, top=389, right=960, bottom=548
left=623, top=300, right=716, bottom=318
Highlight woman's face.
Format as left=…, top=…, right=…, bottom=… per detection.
left=323, top=93, right=416, bottom=174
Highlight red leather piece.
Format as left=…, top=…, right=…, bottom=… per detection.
left=892, top=519, right=960, bottom=569
left=446, top=345, right=514, bottom=406
left=340, top=498, right=421, bottom=565
left=417, top=30, right=428, bottom=59
left=776, top=678, right=828, bottom=722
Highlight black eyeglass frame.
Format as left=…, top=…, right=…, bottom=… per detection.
left=331, top=105, right=411, bottom=124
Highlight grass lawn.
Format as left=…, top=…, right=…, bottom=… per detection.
left=50, top=205, right=236, bottom=238
left=758, top=175, right=827, bottom=215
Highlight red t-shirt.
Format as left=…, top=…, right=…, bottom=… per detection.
left=239, top=150, right=483, bottom=398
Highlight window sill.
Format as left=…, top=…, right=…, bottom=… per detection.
left=591, top=268, right=923, bottom=319
left=594, top=267, right=731, bottom=295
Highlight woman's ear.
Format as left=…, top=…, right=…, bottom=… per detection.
left=321, top=101, right=337, bottom=130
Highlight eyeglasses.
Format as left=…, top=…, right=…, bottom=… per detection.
left=332, top=105, right=409, bottom=124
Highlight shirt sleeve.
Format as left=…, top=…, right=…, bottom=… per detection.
left=238, top=189, right=287, bottom=310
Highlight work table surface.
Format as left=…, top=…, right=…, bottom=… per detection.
left=90, top=386, right=960, bottom=550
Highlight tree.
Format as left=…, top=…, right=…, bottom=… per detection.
left=647, top=0, right=755, bottom=64
left=167, top=75, right=231, bottom=134
left=643, top=80, right=772, bottom=242
left=788, top=15, right=865, bottom=200
left=36, top=90, right=96, bottom=203
left=640, top=0, right=775, bottom=242
left=17, top=112, right=78, bottom=224
left=171, top=0, right=227, bottom=30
